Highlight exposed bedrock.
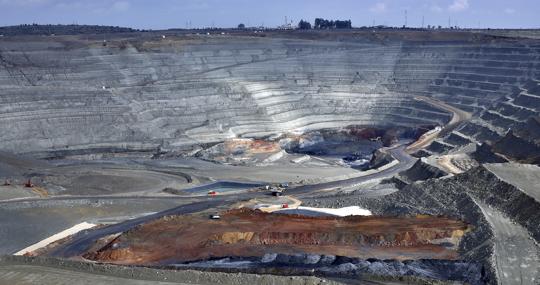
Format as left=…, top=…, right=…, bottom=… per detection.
left=84, top=208, right=469, bottom=265
left=175, top=255, right=483, bottom=284
left=470, top=143, right=507, bottom=164
left=1, top=35, right=539, bottom=155
left=491, top=116, right=540, bottom=164
left=396, top=158, right=447, bottom=184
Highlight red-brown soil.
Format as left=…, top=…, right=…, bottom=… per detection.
left=84, top=209, right=469, bottom=265
left=224, top=139, right=280, bottom=154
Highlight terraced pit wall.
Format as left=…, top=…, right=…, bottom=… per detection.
left=1, top=33, right=538, bottom=155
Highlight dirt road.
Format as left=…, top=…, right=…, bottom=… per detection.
left=406, top=96, right=472, bottom=153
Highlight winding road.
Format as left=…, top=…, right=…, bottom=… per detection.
left=48, top=145, right=417, bottom=258
left=289, top=146, right=416, bottom=195
left=406, top=96, right=472, bottom=153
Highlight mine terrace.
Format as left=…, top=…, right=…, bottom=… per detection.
left=0, top=25, right=539, bottom=285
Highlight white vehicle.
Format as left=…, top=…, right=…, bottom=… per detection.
left=271, top=188, right=284, bottom=196
left=210, top=214, right=221, bottom=219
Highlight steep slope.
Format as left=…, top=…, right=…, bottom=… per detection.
left=0, top=33, right=538, bottom=155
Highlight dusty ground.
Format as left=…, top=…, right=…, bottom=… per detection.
left=0, top=262, right=346, bottom=285
left=475, top=200, right=540, bottom=285
left=0, top=265, right=187, bottom=285
left=84, top=208, right=469, bottom=265
left=0, top=198, right=196, bottom=255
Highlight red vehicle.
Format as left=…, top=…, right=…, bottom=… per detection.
left=208, top=191, right=217, bottom=196
left=281, top=203, right=289, bottom=208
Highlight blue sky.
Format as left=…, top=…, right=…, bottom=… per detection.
left=0, top=0, right=537, bottom=29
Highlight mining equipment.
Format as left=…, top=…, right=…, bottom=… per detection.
left=269, top=182, right=289, bottom=196
left=271, top=188, right=284, bottom=196
left=24, top=179, right=34, bottom=188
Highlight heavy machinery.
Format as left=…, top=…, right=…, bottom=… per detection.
left=269, top=182, right=289, bottom=196
left=24, top=179, right=34, bottom=188
left=271, top=188, right=284, bottom=196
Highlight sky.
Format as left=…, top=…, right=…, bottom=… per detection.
left=0, top=0, right=537, bottom=30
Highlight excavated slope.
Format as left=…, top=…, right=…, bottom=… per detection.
left=0, top=33, right=539, bottom=155
left=84, top=208, right=469, bottom=265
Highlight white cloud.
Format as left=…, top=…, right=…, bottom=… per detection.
left=449, top=0, right=469, bottom=12
left=112, top=1, right=130, bottom=12
left=369, top=2, right=387, bottom=13
left=504, top=8, right=516, bottom=14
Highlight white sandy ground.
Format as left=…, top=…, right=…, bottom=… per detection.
left=257, top=200, right=372, bottom=216
left=14, top=222, right=96, bottom=256
left=436, top=155, right=463, bottom=174
left=258, top=150, right=287, bottom=165
left=423, top=153, right=476, bottom=176
left=294, top=206, right=372, bottom=216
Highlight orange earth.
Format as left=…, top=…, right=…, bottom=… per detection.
left=84, top=209, right=469, bottom=265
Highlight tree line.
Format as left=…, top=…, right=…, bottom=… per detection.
left=0, top=24, right=138, bottom=36
left=298, top=18, right=352, bottom=30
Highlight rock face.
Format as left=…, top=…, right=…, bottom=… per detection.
left=457, top=166, right=540, bottom=242
left=397, top=158, right=447, bottom=184
left=1, top=32, right=538, bottom=155
left=492, top=117, right=540, bottom=164
left=83, top=208, right=469, bottom=265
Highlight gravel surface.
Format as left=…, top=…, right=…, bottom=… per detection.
left=0, top=256, right=343, bottom=285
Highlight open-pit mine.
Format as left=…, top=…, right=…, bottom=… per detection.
left=0, top=27, right=539, bottom=285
